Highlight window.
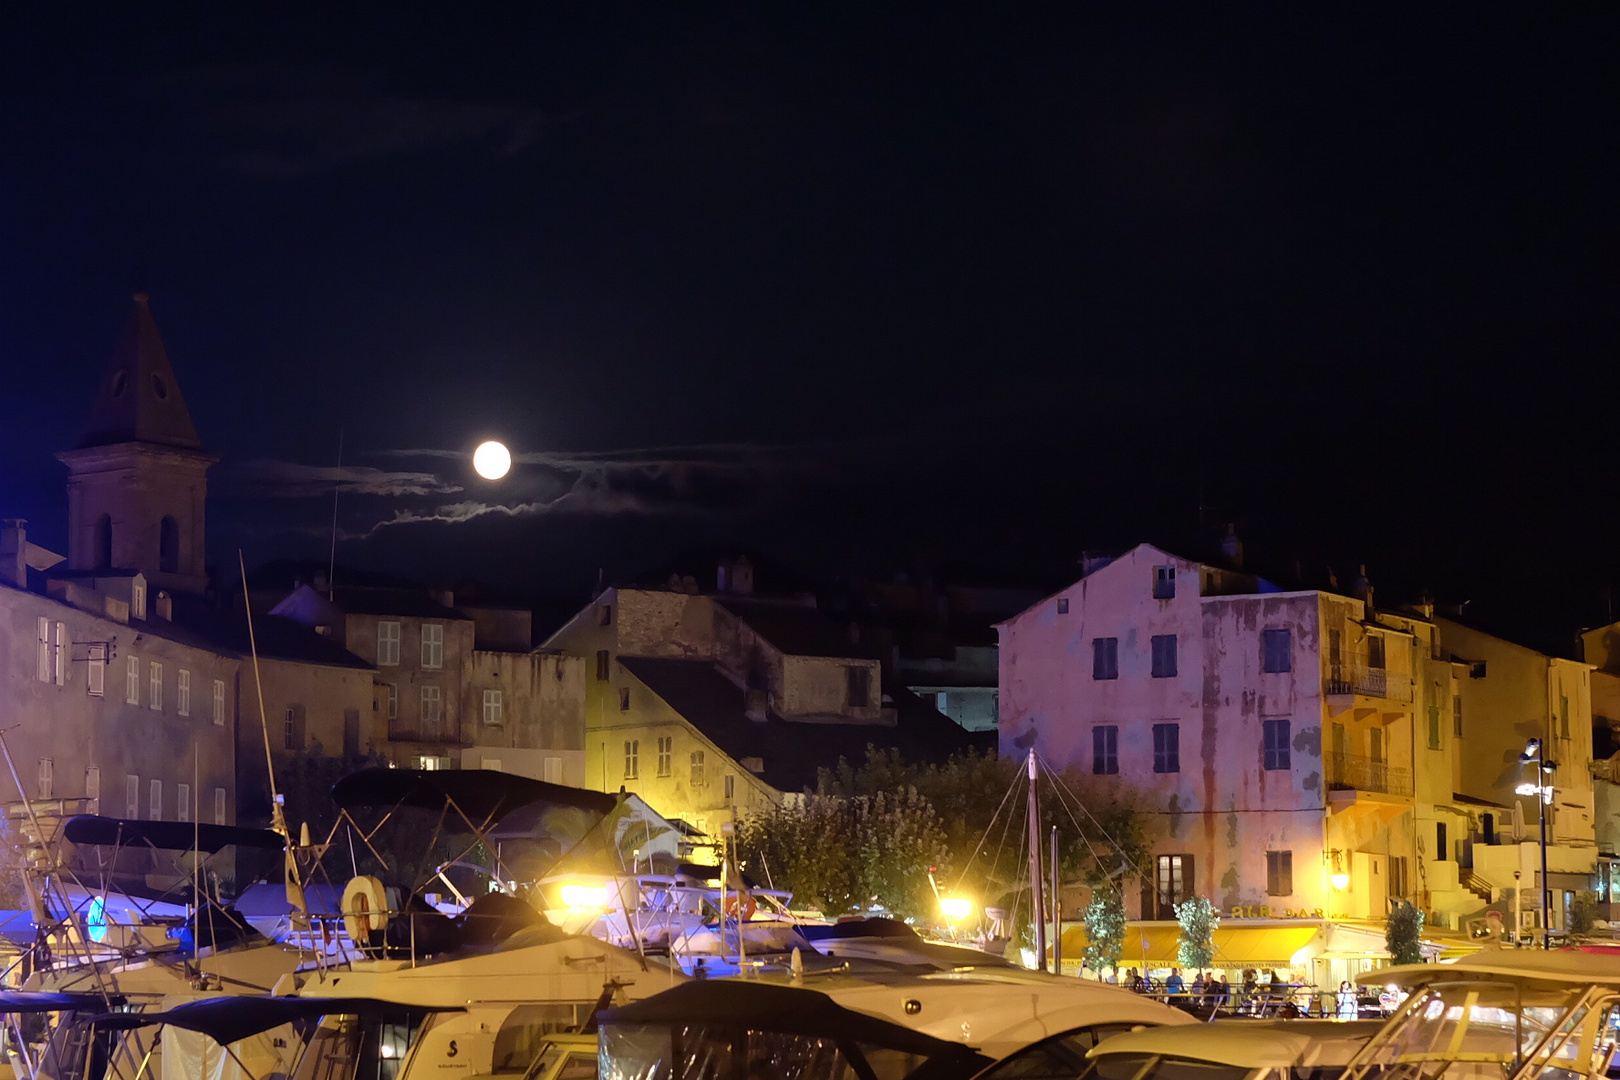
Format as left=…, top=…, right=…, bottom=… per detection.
left=149, top=779, right=162, bottom=820
left=615, top=687, right=630, bottom=712
left=1092, top=726, right=1119, bottom=775
left=126, top=774, right=140, bottom=818
left=132, top=579, right=146, bottom=620
left=177, top=669, right=191, bottom=717
left=1436, top=822, right=1449, bottom=862
left=213, top=679, right=226, bottom=725
left=95, top=514, right=112, bottom=569
left=87, top=647, right=105, bottom=697
left=1056, top=598, right=1070, bottom=615
left=657, top=737, right=673, bottom=777
left=214, top=788, right=227, bottom=825
left=1328, top=628, right=1343, bottom=667
left=1151, top=635, right=1178, bottom=678
left=421, top=623, right=444, bottom=669
left=483, top=689, right=503, bottom=725
left=1390, top=856, right=1409, bottom=900
left=37, top=759, right=53, bottom=800
left=543, top=758, right=562, bottom=784
left=1367, top=635, right=1386, bottom=669
left=595, top=650, right=610, bottom=681
left=847, top=667, right=871, bottom=708
left=1262, top=628, right=1291, bottom=673
left=1154, top=854, right=1191, bottom=914
left=1266, top=851, right=1293, bottom=896
left=623, top=740, right=639, bottom=780
left=1092, top=638, right=1119, bottom=680
left=85, top=767, right=100, bottom=813
left=1152, top=723, right=1180, bottom=773
left=159, top=516, right=179, bottom=574
left=53, top=622, right=65, bottom=685
left=176, top=783, right=190, bottom=823
left=283, top=706, right=301, bottom=751
left=1560, top=694, right=1570, bottom=739
left=690, top=750, right=706, bottom=786
left=1369, top=726, right=1384, bottom=763
left=599, top=604, right=613, bottom=626
left=148, top=662, right=163, bottom=711
left=724, top=775, right=735, bottom=800
left=377, top=622, right=401, bottom=666
left=1453, top=694, right=1462, bottom=738
left=420, top=686, right=443, bottom=734
left=36, top=618, right=50, bottom=682
left=1427, top=706, right=1441, bottom=750
left=1263, top=719, right=1291, bottom=770
left=126, top=655, right=140, bottom=704
left=385, top=683, right=398, bottom=720
left=1153, top=565, right=1176, bottom=599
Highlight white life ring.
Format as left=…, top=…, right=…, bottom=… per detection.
left=341, top=875, right=388, bottom=943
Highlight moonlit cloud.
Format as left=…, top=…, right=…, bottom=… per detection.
left=217, top=459, right=465, bottom=498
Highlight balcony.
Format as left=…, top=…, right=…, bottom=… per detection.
left=1324, top=662, right=1414, bottom=703
left=1325, top=750, right=1414, bottom=824
left=1325, top=750, right=1413, bottom=797
left=388, top=718, right=471, bottom=746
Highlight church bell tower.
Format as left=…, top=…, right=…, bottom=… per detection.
left=57, top=293, right=217, bottom=594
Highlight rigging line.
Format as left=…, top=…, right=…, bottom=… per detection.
left=950, top=761, right=1026, bottom=895
left=974, top=766, right=1027, bottom=899
left=1036, top=750, right=1152, bottom=882
left=1040, top=766, right=1138, bottom=893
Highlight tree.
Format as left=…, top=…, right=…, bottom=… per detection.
left=1176, top=895, right=1218, bottom=969
left=1386, top=900, right=1426, bottom=965
left=815, top=746, right=1158, bottom=925
left=1083, top=889, right=1126, bottom=973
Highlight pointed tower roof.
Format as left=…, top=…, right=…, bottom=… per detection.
left=76, top=292, right=204, bottom=451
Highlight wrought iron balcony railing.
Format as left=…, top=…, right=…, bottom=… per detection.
left=1324, top=750, right=1413, bottom=797
left=1324, top=662, right=1414, bottom=702
left=387, top=717, right=470, bottom=745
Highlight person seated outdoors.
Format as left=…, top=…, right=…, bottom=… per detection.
left=1164, top=967, right=1186, bottom=996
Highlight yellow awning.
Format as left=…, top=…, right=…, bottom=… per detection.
left=1059, top=922, right=1324, bottom=968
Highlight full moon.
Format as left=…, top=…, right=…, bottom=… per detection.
left=473, top=440, right=512, bottom=480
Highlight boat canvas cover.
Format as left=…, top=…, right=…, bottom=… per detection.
left=63, top=816, right=286, bottom=853
left=331, top=768, right=617, bottom=826
left=600, top=981, right=986, bottom=1060
left=0, top=991, right=126, bottom=1012
left=90, top=997, right=457, bottom=1045
left=1363, top=949, right=1620, bottom=988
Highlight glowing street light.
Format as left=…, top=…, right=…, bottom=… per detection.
left=1519, top=737, right=1556, bottom=948
left=940, top=896, right=974, bottom=922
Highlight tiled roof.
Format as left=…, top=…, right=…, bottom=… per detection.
left=170, top=594, right=373, bottom=670
left=618, top=656, right=989, bottom=794
left=715, top=597, right=865, bottom=659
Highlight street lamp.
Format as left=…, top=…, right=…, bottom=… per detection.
left=1517, top=738, right=1556, bottom=948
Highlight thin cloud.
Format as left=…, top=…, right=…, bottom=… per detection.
left=218, top=459, right=465, bottom=498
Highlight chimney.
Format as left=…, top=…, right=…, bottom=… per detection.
left=1220, top=523, right=1244, bottom=568
left=0, top=520, right=25, bottom=589
left=1352, top=565, right=1374, bottom=611
left=717, top=557, right=754, bottom=595
left=155, top=590, right=173, bottom=621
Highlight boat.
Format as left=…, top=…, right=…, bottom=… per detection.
left=597, top=964, right=1196, bottom=1080
left=1345, top=950, right=1620, bottom=1080
left=1062, top=1020, right=1384, bottom=1080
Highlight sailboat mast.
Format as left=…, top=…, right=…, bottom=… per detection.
left=1026, top=749, right=1047, bottom=972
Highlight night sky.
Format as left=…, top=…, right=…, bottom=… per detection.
left=2, top=9, right=1616, bottom=651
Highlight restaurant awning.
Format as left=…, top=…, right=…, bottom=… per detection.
left=1059, top=921, right=1324, bottom=968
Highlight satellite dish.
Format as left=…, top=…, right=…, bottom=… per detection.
left=1511, top=801, right=1526, bottom=843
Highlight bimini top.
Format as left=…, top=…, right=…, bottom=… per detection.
left=91, top=996, right=459, bottom=1046
left=332, top=768, right=618, bottom=825
left=600, top=980, right=988, bottom=1062
left=1360, top=950, right=1620, bottom=989
left=63, top=815, right=285, bottom=853
left=1087, top=1020, right=1384, bottom=1069
left=0, top=991, right=127, bottom=1013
